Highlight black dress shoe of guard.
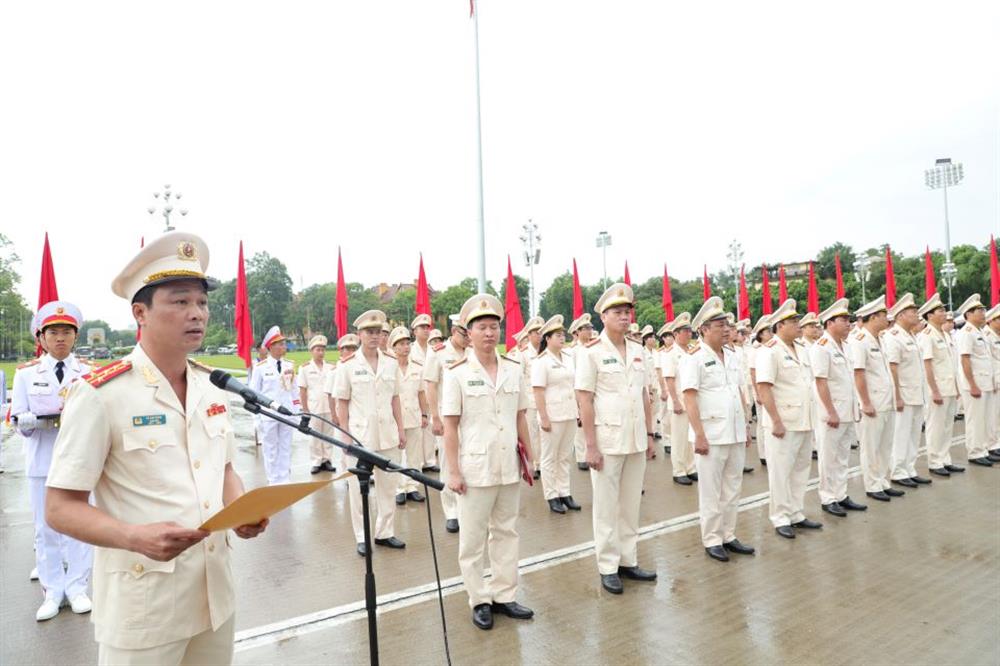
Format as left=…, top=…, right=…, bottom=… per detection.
left=892, top=478, right=918, bottom=488
left=775, top=525, right=795, bottom=539
left=792, top=518, right=823, bottom=529
left=406, top=491, right=426, bottom=502
left=472, top=604, right=493, bottom=630
left=986, top=454, right=1000, bottom=463
left=840, top=497, right=867, bottom=511
left=811, top=450, right=818, bottom=460
left=356, top=543, right=367, bottom=557
left=561, top=496, right=582, bottom=511
left=705, top=545, right=729, bottom=562
left=664, top=445, right=672, bottom=454
left=395, top=493, right=407, bottom=506
left=990, top=448, right=1000, bottom=457
left=533, top=470, right=541, bottom=480
left=601, top=573, right=623, bottom=594
left=910, top=476, right=932, bottom=485
left=970, top=457, right=994, bottom=467
left=743, top=466, right=754, bottom=474
left=929, top=467, right=951, bottom=477
left=760, top=458, right=767, bottom=466
left=374, top=536, right=406, bottom=549
left=548, top=498, right=567, bottom=514
left=577, top=462, right=589, bottom=471
left=688, top=472, right=699, bottom=482
left=944, top=464, right=965, bottom=473
left=723, top=539, right=755, bottom=555
left=321, top=460, right=336, bottom=472
left=445, top=519, right=459, bottom=533
left=884, top=488, right=905, bottom=497
left=866, top=491, right=891, bottom=501
left=618, top=566, right=657, bottom=581
left=491, top=601, right=534, bottom=619
left=673, top=475, right=693, bottom=486
left=311, top=465, right=323, bottom=475
left=822, top=502, right=847, bottom=517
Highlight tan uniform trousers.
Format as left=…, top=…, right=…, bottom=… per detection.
left=925, top=397, right=958, bottom=469
left=457, top=483, right=521, bottom=607
left=398, top=426, right=425, bottom=494
left=309, top=416, right=340, bottom=468
left=659, top=398, right=671, bottom=442
left=669, top=410, right=695, bottom=477
left=436, top=435, right=460, bottom=520
left=858, top=410, right=894, bottom=492
left=591, top=451, right=646, bottom=575
left=540, top=419, right=575, bottom=500
left=765, top=430, right=812, bottom=528
left=891, top=405, right=924, bottom=480
left=348, top=447, right=402, bottom=543
left=526, top=408, right=541, bottom=470
left=98, top=614, right=234, bottom=666
left=695, top=443, right=746, bottom=547
left=961, top=390, right=994, bottom=459
left=756, top=410, right=768, bottom=461
left=574, top=422, right=587, bottom=463
left=815, top=419, right=855, bottom=505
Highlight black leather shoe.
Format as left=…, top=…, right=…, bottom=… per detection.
left=422, top=464, right=441, bottom=473
left=969, top=457, right=994, bottom=467
left=723, top=539, right=755, bottom=555
left=654, top=433, right=663, bottom=440
left=356, top=543, right=367, bottom=557
left=884, top=488, right=905, bottom=497
left=561, top=496, right=582, bottom=511
left=775, top=525, right=795, bottom=539
left=445, top=519, right=459, bottom=533
left=491, top=601, right=534, bottom=619
left=986, top=454, right=1000, bottom=463
left=664, top=445, right=672, bottom=454
left=792, top=518, right=823, bottom=529
left=705, top=545, right=729, bottom=562
left=760, top=458, right=767, bottom=466
left=548, top=498, right=567, bottom=514
left=840, top=496, right=868, bottom=511
left=866, top=491, right=891, bottom=501
left=929, top=467, right=951, bottom=477
left=673, top=475, right=693, bottom=486
left=472, top=604, right=493, bottom=630
left=910, top=476, right=932, bottom=485
left=822, top=502, right=847, bottom=517
left=600, top=573, right=623, bottom=594
left=618, top=566, right=657, bottom=581
left=395, top=493, right=407, bottom=506
left=577, top=462, right=589, bottom=471
left=811, top=450, right=818, bottom=460
left=688, top=472, right=699, bottom=482
left=533, top=470, right=541, bottom=480
left=944, top=464, right=965, bottom=473
left=321, top=460, right=336, bottom=472
left=406, top=491, right=426, bottom=502
left=990, top=448, right=1000, bottom=457
left=851, top=443, right=859, bottom=450
left=892, top=478, right=918, bottom=488
left=743, top=466, right=754, bottom=474
left=311, top=465, right=323, bottom=475
left=374, top=536, right=406, bottom=549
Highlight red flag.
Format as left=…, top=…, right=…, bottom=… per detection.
left=335, top=247, right=349, bottom=340
left=504, top=256, right=524, bottom=350
left=761, top=264, right=773, bottom=315
left=572, top=259, right=584, bottom=319
left=415, top=253, right=431, bottom=317
left=885, top=246, right=896, bottom=308
left=624, top=262, right=634, bottom=322
left=662, top=264, right=674, bottom=321
left=234, top=241, right=254, bottom=369
left=807, top=262, right=819, bottom=313
left=36, top=233, right=60, bottom=356
left=469, top=0, right=475, bottom=18
left=702, top=265, right=711, bottom=299
left=990, top=235, right=999, bottom=307
left=738, top=265, right=750, bottom=321
left=834, top=253, right=845, bottom=299
left=778, top=265, right=788, bottom=302
left=924, top=246, right=937, bottom=301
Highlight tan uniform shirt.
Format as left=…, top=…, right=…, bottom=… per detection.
left=332, top=350, right=401, bottom=450
left=297, top=360, right=336, bottom=414
left=410, top=340, right=430, bottom=366
left=678, top=344, right=747, bottom=444
left=955, top=325, right=993, bottom=393
left=575, top=331, right=647, bottom=455
left=661, top=344, right=690, bottom=411
left=46, top=345, right=235, bottom=649
left=919, top=325, right=958, bottom=397
left=883, top=324, right=926, bottom=406
left=850, top=328, right=894, bottom=412
left=397, top=358, right=425, bottom=430
left=441, top=353, right=530, bottom=487
left=809, top=332, right=858, bottom=421
left=423, top=340, right=468, bottom=388
left=530, top=349, right=577, bottom=422
left=987, top=328, right=1000, bottom=391
left=755, top=337, right=814, bottom=431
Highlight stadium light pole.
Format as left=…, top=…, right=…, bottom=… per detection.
left=924, top=158, right=964, bottom=311
left=519, top=219, right=541, bottom=317
left=596, top=231, right=612, bottom=290
left=148, top=184, right=188, bottom=234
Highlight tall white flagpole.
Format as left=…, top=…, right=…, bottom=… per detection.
left=472, top=0, right=487, bottom=293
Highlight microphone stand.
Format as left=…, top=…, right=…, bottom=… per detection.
left=243, top=400, right=443, bottom=666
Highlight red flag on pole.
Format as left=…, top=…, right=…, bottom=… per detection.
left=504, top=256, right=524, bottom=350
left=703, top=265, right=711, bottom=300
left=778, top=265, right=788, bottom=302
left=234, top=241, right=254, bottom=369
left=885, top=246, right=896, bottom=308
left=572, top=259, right=584, bottom=319
left=335, top=247, right=349, bottom=340
left=738, top=265, right=750, bottom=321
left=834, top=253, right=845, bottom=299
left=807, top=262, right=819, bottom=313
left=990, top=235, right=999, bottom=307
left=662, top=264, right=674, bottom=321
left=761, top=264, right=773, bottom=315
left=624, top=262, right=634, bottom=322
left=924, top=246, right=937, bottom=300
left=415, top=253, right=431, bottom=317
left=36, top=233, right=60, bottom=356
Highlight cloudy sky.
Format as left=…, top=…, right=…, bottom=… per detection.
left=2, top=1, right=998, bottom=328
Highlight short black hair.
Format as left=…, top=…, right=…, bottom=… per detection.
left=132, top=279, right=209, bottom=307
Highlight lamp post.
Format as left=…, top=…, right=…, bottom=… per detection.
left=148, top=184, right=188, bottom=233
left=595, top=231, right=612, bottom=290
left=924, top=158, right=964, bottom=311
left=519, top=219, right=541, bottom=318
left=726, top=239, right=744, bottom=317
left=853, top=254, right=874, bottom=303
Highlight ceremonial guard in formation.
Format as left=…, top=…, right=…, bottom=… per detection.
left=442, top=294, right=534, bottom=630
left=391, top=326, right=429, bottom=506
left=954, top=295, right=996, bottom=466
left=662, top=312, right=697, bottom=485
left=567, top=313, right=595, bottom=470
left=680, top=297, right=755, bottom=562
left=298, top=334, right=339, bottom=474
left=576, top=283, right=657, bottom=594
left=45, top=232, right=267, bottom=664
left=918, top=293, right=963, bottom=476
left=408, top=313, right=438, bottom=472
left=11, top=301, right=94, bottom=620
left=332, top=310, right=407, bottom=555
left=531, top=315, right=582, bottom=514
left=514, top=316, right=544, bottom=477
left=249, top=326, right=300, bottom=484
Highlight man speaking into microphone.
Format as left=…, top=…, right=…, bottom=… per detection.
left=45, top=232, right=267, bottom=666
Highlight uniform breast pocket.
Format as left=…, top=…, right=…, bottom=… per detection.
left=122, top=426, right=180, bottom=491
left=463, top=385, right=492, bottom=415
left=103, top=550, right=176, bottom=630
left=596, top=362, right=625, bottom=392
left=27, top=382, right=54, bottom=396
left=202, top=418, right=233, bottom=470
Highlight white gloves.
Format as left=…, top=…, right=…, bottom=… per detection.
left=17, top=412, right=38, bottom=431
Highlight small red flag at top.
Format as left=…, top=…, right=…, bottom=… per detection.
left=572, top=259, right=584, bottom=319
left=924, top=246, right=936, bottom=301
left=990, top=235, right=999, bottom=307
left=885, top=246, right=896, bottom=308
left=36, top=233, right=60, bottom=356
left=662, top=264, right=674, bottom=321
left=416, top=253, right=432, bottom=317
left=807, top=262, right=819, bottom=313
left=834, top=253, right=845, bottom=299
left=778, top=265, right=788, bottom=303
left=504, top=256, right=525, bottom=349
left=703, top=265, right=711, bottom=300
left=738, top=265, right=751, bottom=321
left=335, top=248, right=349, bottom=340
left=234, top=241, right=254, bottom=369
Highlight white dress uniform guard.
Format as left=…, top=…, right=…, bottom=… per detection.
left=954, top=295, right=996, bottom=466
left=249, top=326, right=300, bottom=485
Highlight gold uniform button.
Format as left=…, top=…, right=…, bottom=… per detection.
left=204, top=501, right=210, bottom=509
left=148, top=440, right=157, bottom=449
left=133, top=563, right=144, bottom=574
left=193, top=460, right=201, bottom=469
left=208, top=544, right=215, bottom=553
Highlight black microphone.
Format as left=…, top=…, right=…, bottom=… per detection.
left=209, top=369, right=295, bottom=416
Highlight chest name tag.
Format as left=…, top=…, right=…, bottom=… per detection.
left=704, top=360, right=717, bottom=367
left=354, top=370, right=369, bottom=377
left=602, top=358, right=619, bottom=365
left=33, top=382, right=49, bottom=387
left=132, top=414, right=166, bottom=427
left=468, top=379, right=485, bottom=387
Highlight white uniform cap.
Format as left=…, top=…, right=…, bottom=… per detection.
left=35, top=301, right=83, bottom=333
left=262, top=326, right=285, bottom=349
left=459, top=294, right=504, bottom=328
left=353, top=310, right=387, bottom=331
left=917, top=292, right=944, bottom=318
left=112, top=231, right=216, bottom=302
left=855, top=295, right=887, bottom=318
left=691, top=296, right=727, bottom=330
left=594, top=282, right=634, bottom=314
left=818, top=298, right=850, bottom=324
left=568, top=313, right=593, bottom=335
left=410, top=313, right=432, bottom=329
left=540, top=315, right=565, bottom=337
left=388, top=326, right=412, bottom=348
left=308, top=334, right=328, bottom=350
left=887, top=293, right=916, bottom=320
left=956, top=293, right=984, bottom=317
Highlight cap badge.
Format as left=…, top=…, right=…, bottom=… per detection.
left=178, top=242, right=197, bottom=261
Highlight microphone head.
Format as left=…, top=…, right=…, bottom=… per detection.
left=209, top=369, right=231, bottom=389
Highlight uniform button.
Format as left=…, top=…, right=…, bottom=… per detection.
left=193, top=460, right=201, bottom=469
left=133, top=563, right=144, bottom=574
left=148, top=440, right=157, bottom=449
left=208, top=544, right=216, bottom=553
left=204, top=501, right=210, bottom=509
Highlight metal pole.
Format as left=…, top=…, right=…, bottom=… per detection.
left=528, top=234, right=536, bottom=317
left=942, top=184, right=954, bottom=311
left=472, top=4, right=487, bottom=293
left=602, top=245, right=608, bottom=290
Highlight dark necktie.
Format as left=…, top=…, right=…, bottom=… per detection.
left=55, top=361, right=65, bottom=384
left=276, top=360, right=282, bottom=373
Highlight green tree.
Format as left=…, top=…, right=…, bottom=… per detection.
left=246, top=252, right=293, bottom=341
left=0, top=234, right=33, bottom=358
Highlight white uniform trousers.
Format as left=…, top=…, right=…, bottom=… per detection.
left=858, top=410, right=894, bottom=492
left=591, top=451, right=646, bottom=575
left=891, top=405, right=924, bottom=480
left=98, top=614, right=235, bottom=666
left=398, top=427, right=425, bottom=494
left=457, top=483, right=521, bottom=608
left=29, top=477, right=92, bottom=600
left=765, top=430, right=811, bottom=527
left=695, top=443, right=746, bottom=547
left=526, top=408, right=541, bottom=471
left=961, top=390, right=994, bottom=459
left=347, top=447, right=402, bottom=543
left=260, top=419, right=294, bottom=485
left=308, top=415, right=339, bottom=468
left=925, top=397, right=957, bottom=469
left=755, top=408, right=768, bottom=460
left=669, top=411, right=695, bottom=477
left=815, top=420, right=854, bottom=505
left=660, top=399, right=672, bottom=443
left=419, top=424, right=437, bottom=466
left=540, top=420, right=575, bottom=500
left=435, top=435, right=460, bottom=520
left=573, top=421, right=587, bottom=463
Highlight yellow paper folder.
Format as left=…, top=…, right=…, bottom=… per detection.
left=199, top=479, right=334, bottom=531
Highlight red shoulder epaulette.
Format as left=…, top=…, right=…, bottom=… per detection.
left=83, top=360, right=132, bottom=388
left=17, top=359, right=40, bottom=370
left=339, top=351, right=355, bottom=363
left=818, top=338, right=828, bottom=346
left=765, top=339, right=777, bottom=347
left=449, top=358, right=468, bottom=369
left=855, top=332, right=865, bottom=341
left=585, top=338, right=601, bottom=348
left=432, top=342, right=445, bottom=352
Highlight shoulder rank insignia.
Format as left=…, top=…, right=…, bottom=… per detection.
left=411, top=359, right=423, bottom=366
left=585, top=338, right=601, bottom=348
left=17, top=359, right=40, bottom=370
left=449, top=358, right=468, bottom=369
left=688, top=343, right=701, bottom=353
left=855, top=332, right=865, bottom=340
left=765, top=339, right=777, bottom=347
left=339, top=351, right=355, bottom=363
left=432, top=342, right=445, bottom=352
left=501, top=354, right=520, bottom=364
left=818, top=337, right=828, bottom=346
left=890, top=329, right=899, bottom=335
left=256, top=359, right=268, bottom=367
left=188, top=358, right=213, bottom=373
left=83, top=360, right=133, bottom=388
